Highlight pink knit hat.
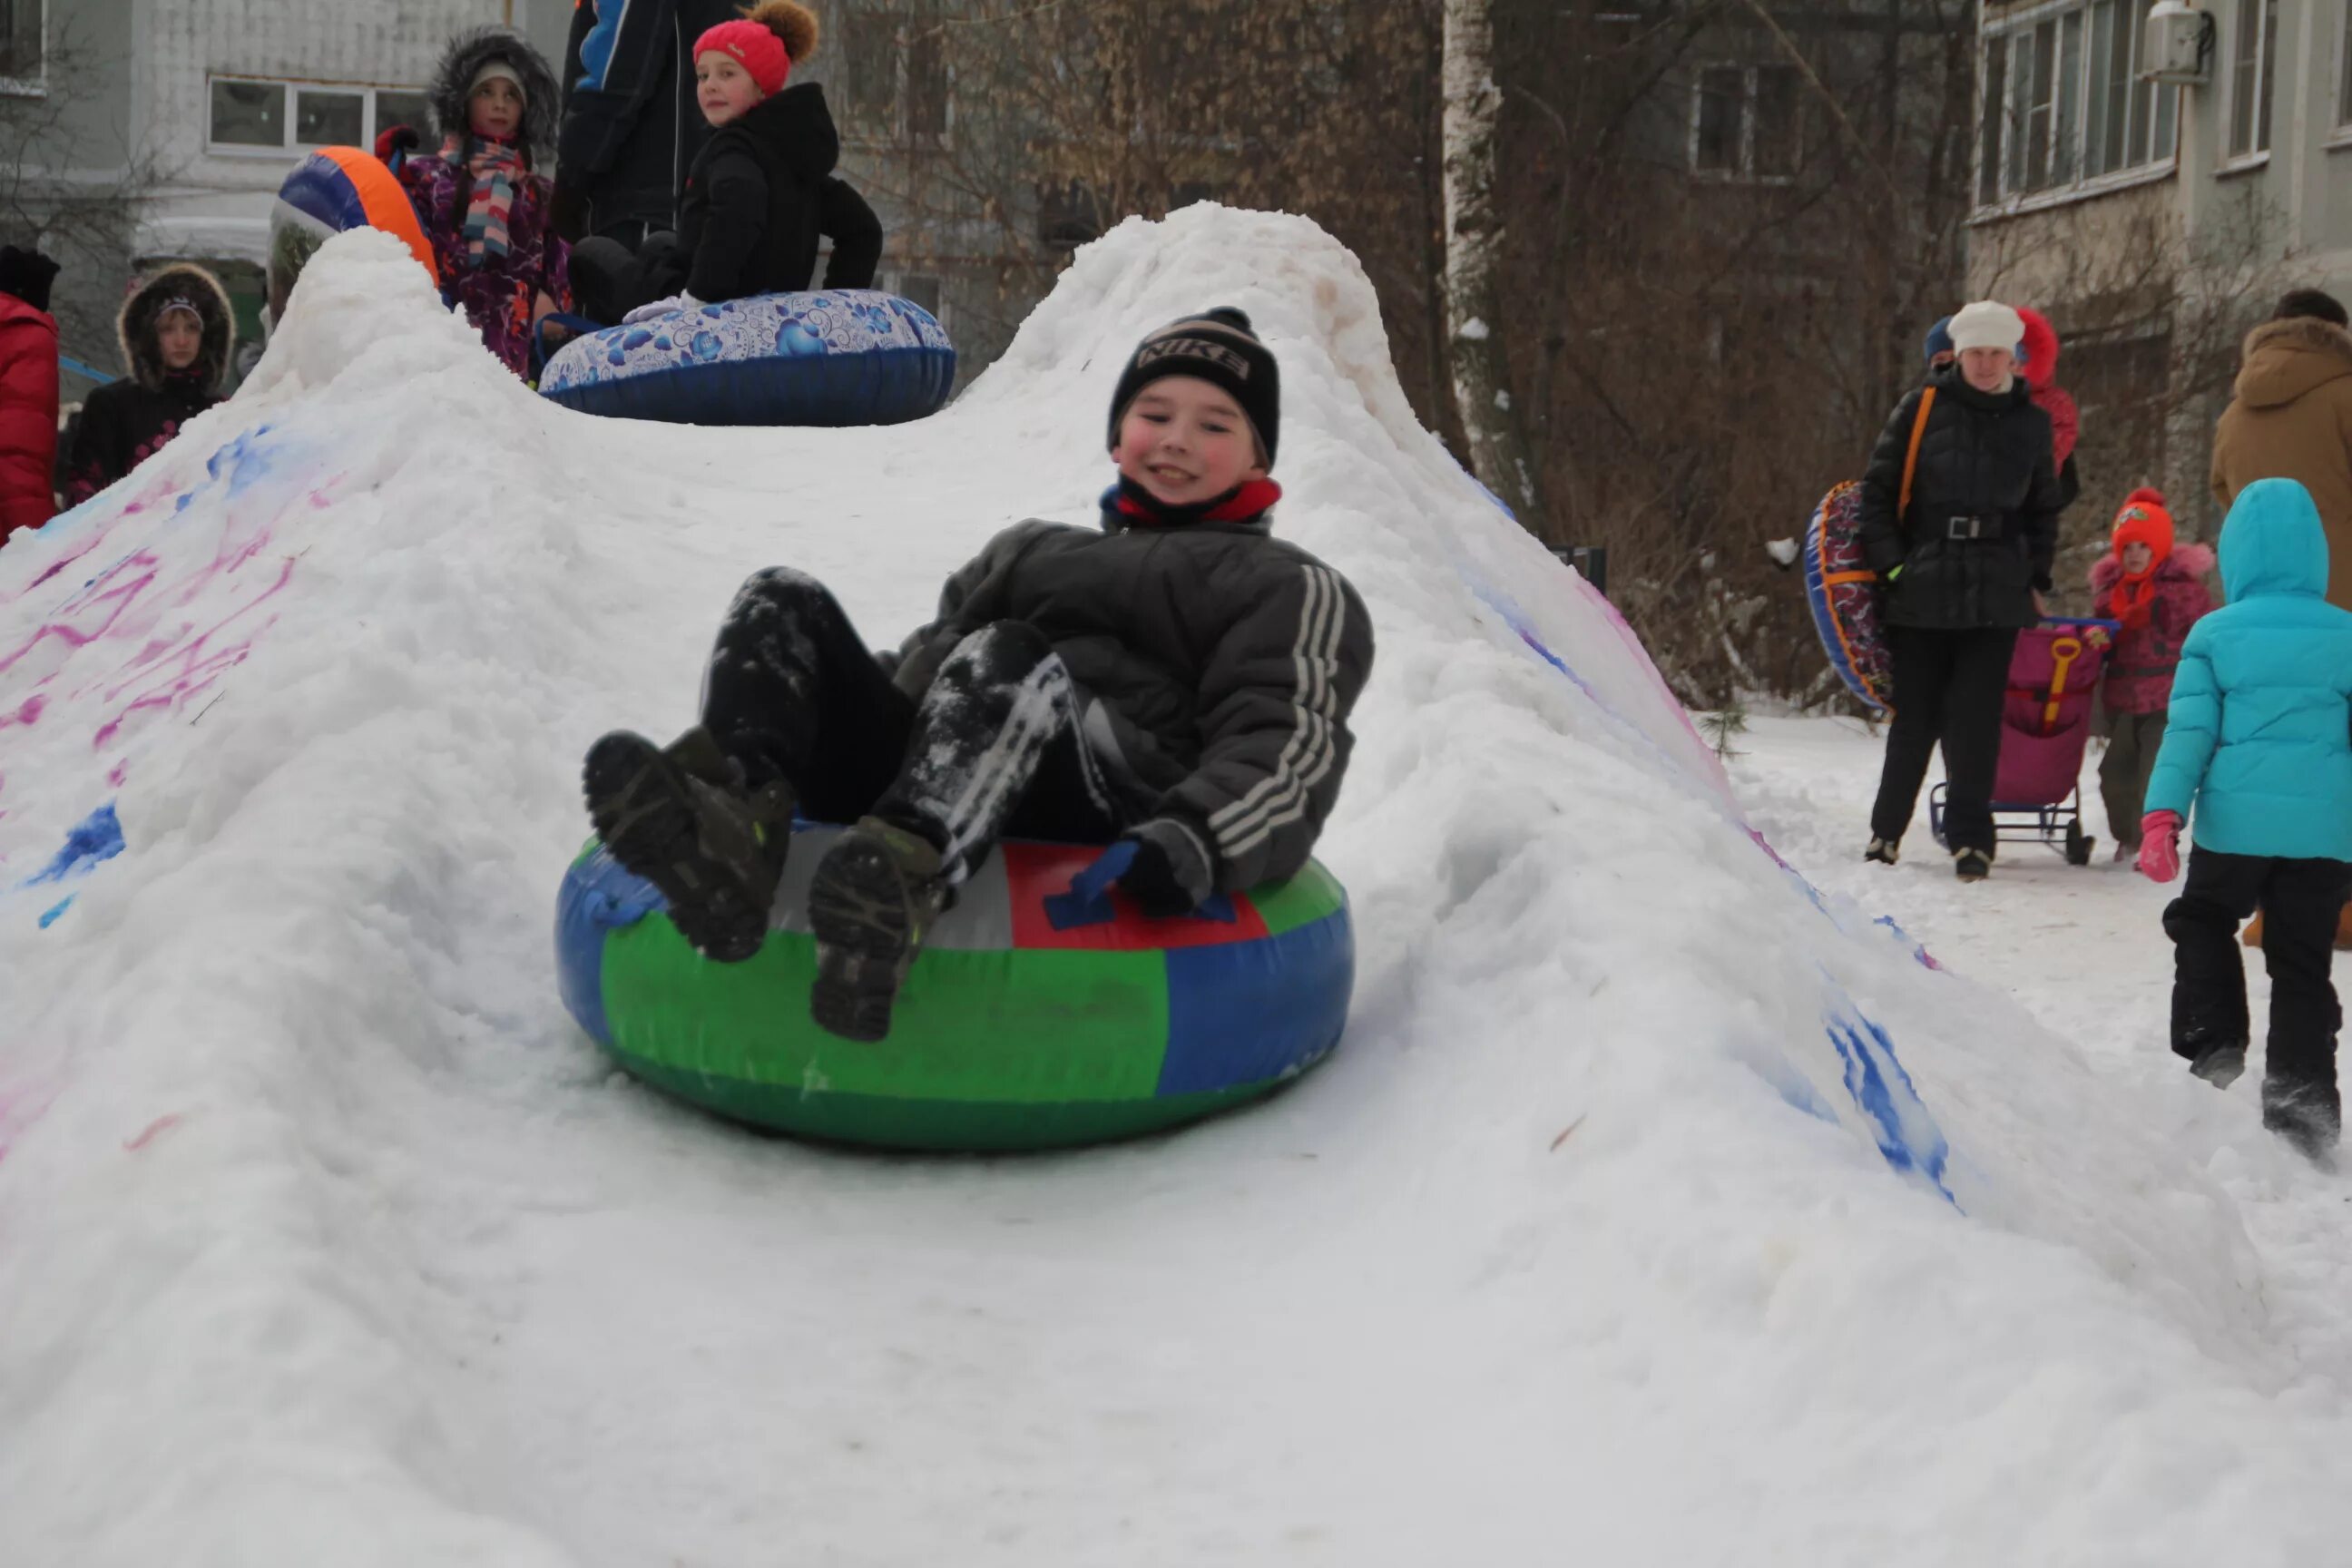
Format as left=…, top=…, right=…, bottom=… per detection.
left=695, top=19, right=792, bottom=96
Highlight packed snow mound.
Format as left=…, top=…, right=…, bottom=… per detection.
left=1, top=213, right=2347, bottom=1565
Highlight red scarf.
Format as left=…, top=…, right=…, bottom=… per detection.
left=2111, top=565, right=2161, bottom=631
left=1105, top=475, right=1282, bottom=527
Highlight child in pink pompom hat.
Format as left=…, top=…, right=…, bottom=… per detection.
left=568, top=0, right=883, bottom=325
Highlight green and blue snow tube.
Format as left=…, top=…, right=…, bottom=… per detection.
left=554, top=825, right=1354, bottom=1151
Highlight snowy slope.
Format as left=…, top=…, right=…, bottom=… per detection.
left=2, top=211, right=2347, bottom=1565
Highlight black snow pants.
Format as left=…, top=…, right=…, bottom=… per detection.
left=1869, top=624, right=2019, bottom=855
left=2164, top=847, right=2352, bottom=1109
left=699, top=567, right=1128, bottom=883
left=568, top=231, right=687, bottom=326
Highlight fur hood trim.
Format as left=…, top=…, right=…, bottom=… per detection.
left=428, top=27, right=561, bottom=166
left=118, top=262, right=235, bottom=394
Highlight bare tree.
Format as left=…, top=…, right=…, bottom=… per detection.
left=1441, top=0, right=1545, bottom=528
left=0, top=13, right=172, bottom=368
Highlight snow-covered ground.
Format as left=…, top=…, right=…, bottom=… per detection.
left=3, top=209, right=2348, bottom=1565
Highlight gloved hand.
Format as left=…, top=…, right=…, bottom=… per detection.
left=2138, top=810, right=2182, bottom=883
left=374, top=124, right=421, bottom=166
left=622, top=291, right=701, bottom=325
left=1114, top=818, right=1216, bottom=917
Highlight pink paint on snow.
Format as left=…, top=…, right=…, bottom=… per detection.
left=0, top=432, right=328, bottom=820
left=0, top=1084, right=57, bottom=1171
left=122, top=1113, right=183, bottom=1152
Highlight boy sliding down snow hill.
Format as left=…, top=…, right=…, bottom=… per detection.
left=583, top=309, right=1376, bottom=1042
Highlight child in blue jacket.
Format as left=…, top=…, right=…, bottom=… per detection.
left=2139, top=477, right=2352, bottom=1161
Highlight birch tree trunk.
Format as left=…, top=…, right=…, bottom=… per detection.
left=1440, top=0, right=1547, bottom=528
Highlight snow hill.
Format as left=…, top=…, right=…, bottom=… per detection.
left=3, top=210, right=2347, bottom=1565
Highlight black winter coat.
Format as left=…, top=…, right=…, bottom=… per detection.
left=1858, top=369, right=2063, bottom=631
left=891, top=499, right=1376, bottom=894
left=668, top=85, right=882, bottom=304
left=554, top=0, right=739, bottom=239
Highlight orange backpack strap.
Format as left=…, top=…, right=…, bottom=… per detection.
left=1898, top=387, right=1936, bottom=518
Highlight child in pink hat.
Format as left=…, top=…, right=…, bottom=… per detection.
left=569, top=1, right=882, bottom=325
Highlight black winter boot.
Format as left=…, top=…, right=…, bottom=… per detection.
left=806, top=816, right=949, bottom=1043
left=2186, top=1042, right=2247, bottom=1089
left=2262, top=1079, right=2342, bottom=1166
left=1954, top=847, right=1992, bottom=883
left=583, top=727, right=794, bottom=962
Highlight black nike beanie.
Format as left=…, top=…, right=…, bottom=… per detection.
left=1106, top=307, right=1280, bottom=466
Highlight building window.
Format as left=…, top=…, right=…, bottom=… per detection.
left=208, top=76, right=426, bottom=153
left=897, top=273, right=941, bottom=316
left=0, top=0, right=40, bottom=84
left=2338, top=4, right=2352, bottom=130
left=211, top=79, right=286, bottom=147
left=1978, top=0, right=2180, bottom=209
left=1037, top=180, right=1100, bottom=250
left=847, top=10, right=901, bottom=118
left=377, top=90, right=433, bottom=141
left=1690, top=64, right=1799, bottom=181
left=907, top=25, right=946, bottom=138
left=846, top=10, right=947, bottom=141
left=2228, top=0, right=2277, bottom=160
left=294, top=89, right=365, bottom=147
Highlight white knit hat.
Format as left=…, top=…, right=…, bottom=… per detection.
left=1947, top=300, right=2024, bottom=357
left=469, top=60, right=526, bottom=103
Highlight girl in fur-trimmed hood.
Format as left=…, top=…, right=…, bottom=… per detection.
left=61, top=262, right=235, bottom=507
left=396, top=26, right=573, bottom=377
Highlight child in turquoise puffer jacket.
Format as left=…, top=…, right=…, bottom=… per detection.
left=2139, top=476, right=2352, bottom=1161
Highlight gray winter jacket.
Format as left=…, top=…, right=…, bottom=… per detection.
left=893, top=502, right=1375, bottom=892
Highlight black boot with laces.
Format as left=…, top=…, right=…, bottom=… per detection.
left=582, top=726, right=795, bottom=962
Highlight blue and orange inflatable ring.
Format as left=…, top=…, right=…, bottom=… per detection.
left=538, top=289, right=956, bottom=427
left=269, top=147, right=437, bottom=315
left=1804, top=480, right=1895, bottom=712
left=554, top=824, right=1354, bottom=1151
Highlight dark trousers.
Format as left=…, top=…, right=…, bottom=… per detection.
left=569, top=231, right=685, bottom=326
left=699, top=568, right=1125, bottom=883
left=2164, top=847, right=2351, bottom=1104
left=2097, top=708, right=2168, bottom=848
left=1870, top=624, right=2019, bottom=853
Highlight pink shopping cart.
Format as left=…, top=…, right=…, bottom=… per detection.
left=1930, top=617, right=2118, bottom=865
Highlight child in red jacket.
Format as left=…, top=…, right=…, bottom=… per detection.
left=0, top=244, right=60, bottom=541
left=2090, top=487, right=2215, bottom=857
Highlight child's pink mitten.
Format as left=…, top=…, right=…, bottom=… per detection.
left=2138, top=810, right=2182, bottom=883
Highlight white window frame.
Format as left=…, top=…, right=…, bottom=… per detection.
left=2333, top=0, right=2352, bottom=147
left=204, top=74, right=427, bottom=159
left=0, top=0, right=43, bottom=97
left=1687, top=61, right=1802, bottom=184
left=1974, top=0, right=2181, bottom=220
left=2223, top=0, right=2277, bottom=167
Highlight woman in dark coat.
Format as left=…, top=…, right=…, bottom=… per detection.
left=62, top=264, right=235, bottom=508
left=1857, top=299, right=2063, bottom=882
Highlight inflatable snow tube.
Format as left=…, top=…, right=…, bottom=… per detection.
left=1803, top=480, right=1894, bottom=713
left=554, top=826, right=1353, bottom=1151
left=268, top=147, right=436, bottom=316
left=538, top=289, right=956, bottom=426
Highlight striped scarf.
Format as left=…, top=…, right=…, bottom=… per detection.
left=449, top=133, right=522, bottom=266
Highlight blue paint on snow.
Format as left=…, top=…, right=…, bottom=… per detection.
left=23, top=803, right=124, bottom=887
left=37, top=896, right=75, bottom=928
left=1824, top=1002, right=1955, bottom=1204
